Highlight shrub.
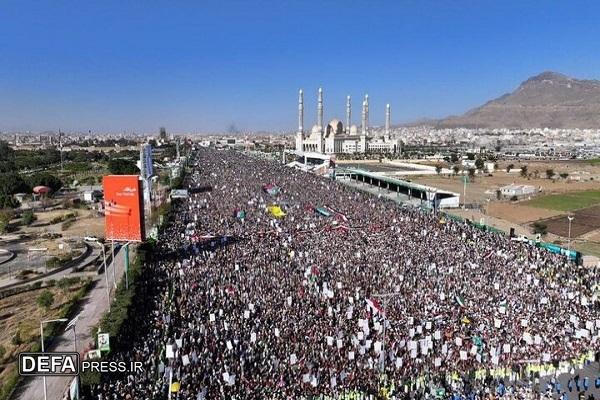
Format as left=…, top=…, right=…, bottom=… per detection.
left=11, top=329, right=22, bottom=345
left=532, top=222, right=548, bottom=235
left=22, top=210, right=36, bottom=225
left=36, top=290, right=55, bottom=310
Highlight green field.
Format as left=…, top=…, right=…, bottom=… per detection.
left=524, top=190, right=600, bottom=211
left=587, top=158, right=600, bottom=165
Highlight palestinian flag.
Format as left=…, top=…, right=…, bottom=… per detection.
left=366, top=298, right=385, bottom=316
left=455, top=295, right=466, bottom=308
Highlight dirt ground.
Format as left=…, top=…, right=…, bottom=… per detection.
left=544, top=205, right=600, bottom=237
left=20, top=208, right=104, bottom=239
left=414, top=172, right=600, bottom=203
left=485, top=202, right=563, bottom=224
left=0, top=282, right=86, bottom=389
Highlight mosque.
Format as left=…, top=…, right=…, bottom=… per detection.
left=295, top=88, right=401, bottom=155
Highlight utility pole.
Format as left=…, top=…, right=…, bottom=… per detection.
left=372, top=292, right=402, bottom=373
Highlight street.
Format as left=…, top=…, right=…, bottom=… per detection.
left=12, top=245, right=128, bottom=400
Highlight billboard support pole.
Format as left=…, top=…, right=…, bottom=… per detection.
left=111, top=240, right=116, bottom=289
left=96, top=243, right=111, bottom=312
left=124, top=242, right=130, bottom=290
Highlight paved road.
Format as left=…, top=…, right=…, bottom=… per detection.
left=13, top=245, right=129, bottom=400
left=0, top=246, right=100, bottom=290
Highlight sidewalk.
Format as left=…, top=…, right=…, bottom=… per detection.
left=12, top=246, right=128, bottom=400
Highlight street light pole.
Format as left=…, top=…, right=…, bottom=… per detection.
left=66, top=316, right=79, bottom=400
left=95, top=242, right=111, bottom=312
left=372, top=292, right=402, bottom=373
left=40, top=318, right=68, bottom=400
left=567, top=216, right=574, bottom=251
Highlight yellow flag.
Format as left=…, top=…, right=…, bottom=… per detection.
left=170, top=382, right=181, bottom=392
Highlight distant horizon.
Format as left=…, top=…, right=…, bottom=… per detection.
left=2, top=1, right=600, bottom=133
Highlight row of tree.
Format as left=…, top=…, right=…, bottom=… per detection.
left=0, top=172, right=64, bottom=208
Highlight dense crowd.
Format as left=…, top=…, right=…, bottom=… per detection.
left=87, top=149, right=600, bottom=399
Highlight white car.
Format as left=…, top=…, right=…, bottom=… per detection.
left=84, top=236, right=99, bottom=242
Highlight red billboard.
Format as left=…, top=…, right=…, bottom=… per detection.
left=103, top=175, right=145, bottom=242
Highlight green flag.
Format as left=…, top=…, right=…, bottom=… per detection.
left=98, top=332, right=110, bottom=352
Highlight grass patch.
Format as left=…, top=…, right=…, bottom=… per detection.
left=0, top=278, right=92, bottom=400
left=524, top=190, right=600, bottom=211
left=587, top=158, right=600, bottom=166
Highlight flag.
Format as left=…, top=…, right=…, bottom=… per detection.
left=170, top=382, right=181, bottom=392
left=267, top=205, right=286, bottom=218
left=366, top=298, right=385, bottom=316
left=65, top=315, right=79, bottom=332
left=86, top=349, right=101, bottom=360
left=461, top=316, right=471, bottom=325
left=315, top=207, right=332, bottom=217
left=236, top=210, right=246, bottom=220
left=263, top=183, right=280, bottom=196
left=455, top=295, right=466, bottom=308
left=98, top=333, right=110, bottom=352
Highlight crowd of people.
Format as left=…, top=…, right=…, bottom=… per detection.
left=87, top=149, right=600, bottom=399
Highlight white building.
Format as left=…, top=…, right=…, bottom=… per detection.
left=295, top=89, right=401, bottom=155
left=499, top=184, right=537, bottom=198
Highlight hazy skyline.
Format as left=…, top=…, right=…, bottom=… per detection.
left=2, top=0, right=600, bottom=133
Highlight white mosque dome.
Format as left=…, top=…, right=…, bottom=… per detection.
left=349, top=125, right=359, bottom=134
left=311, top=125, right=322, bottom=134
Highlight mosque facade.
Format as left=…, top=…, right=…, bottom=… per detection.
left=295, top=88, right=401, bottom=155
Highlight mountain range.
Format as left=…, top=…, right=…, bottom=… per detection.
left=434, top=71, right=600, bottom=129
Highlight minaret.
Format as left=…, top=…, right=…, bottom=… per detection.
left=317, top=87, right=324, bottom=153
left=361, top=100, right=367, bottom=135
left=296, top=89, right=304, bottom=153
left=360, top=100, right=367, bottom=153
left=364, top=94, right=369, bottom=136
left=317, top=87, right=324, bottom=130
left=385, top=103, right=391, bottom=138
left=346, top=95, right=351, bottom=134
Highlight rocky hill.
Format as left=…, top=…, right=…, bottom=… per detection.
left=437, top=71, right=600, bottom=129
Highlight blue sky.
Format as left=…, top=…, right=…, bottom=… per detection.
left=1, top=0, right=600, bottom=133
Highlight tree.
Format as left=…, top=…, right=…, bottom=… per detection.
left=468, top=168, right=476, bottom=181
left=506, top=164, right=514, bottom=173
left=36, top=290, right=55, bottom=310
left=108, top=159, right=140, bottom=175
left=560, top=172, right=569, bottom=180
left=27, top=172, right=63, bottom=192
left=545, top=169, right=555, bottom=179
left=435, top=165, right=442, bottom=175
left=475, top=158, right=485, bottom=171
left=450, top=153, right=459, bottom=163
left=466, top=153, right=476, bottom=160
left=532, top=221, right=548, bottom=235
left=0, top=173, right=30, bottom=208
left=0, top=210, right=13, bottom=234
left=22, top=209, right=36, bottom=225
left=452, top=165, right=460, bottom=176
left=520, top=166, right=528, bottom=178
